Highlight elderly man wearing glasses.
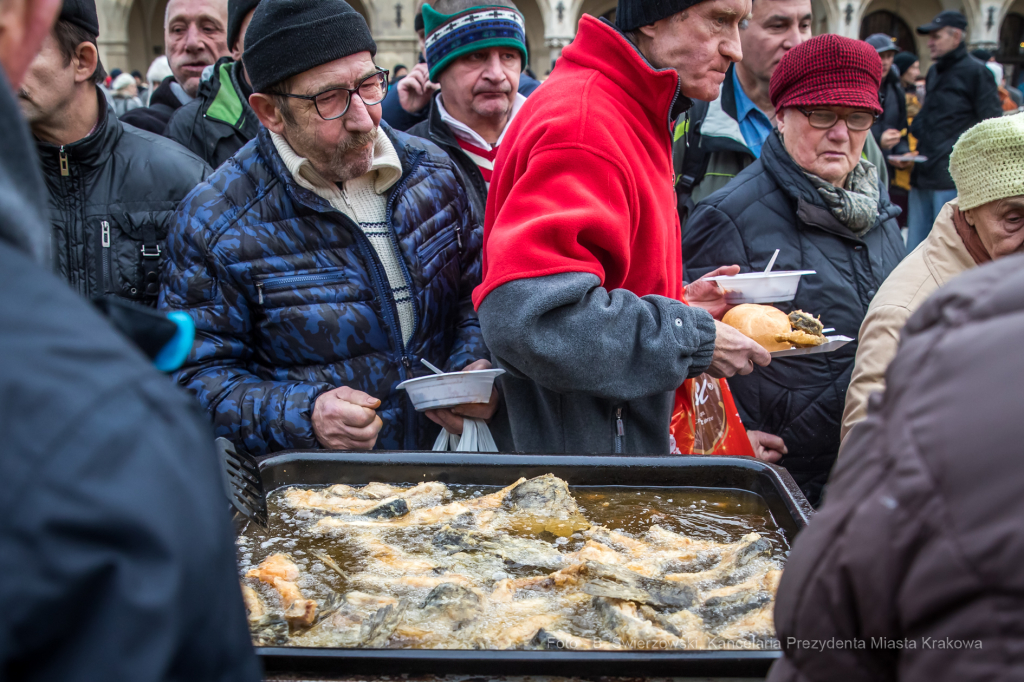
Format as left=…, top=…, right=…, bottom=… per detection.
left=683, top=34, right=906, bottom=506
left=159, top=0, right=497, bottom=455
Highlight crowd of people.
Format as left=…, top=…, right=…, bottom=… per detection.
left=2, top=0, right=1023, bottom=677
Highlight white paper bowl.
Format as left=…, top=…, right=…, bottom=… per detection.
left=705, top=270, right=816, bottom=304
left=397, top=369, right=505, bottom=411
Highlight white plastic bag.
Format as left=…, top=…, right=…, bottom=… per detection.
left=432, top=418, right=498, bottom=452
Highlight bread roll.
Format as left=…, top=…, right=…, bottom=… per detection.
left=722, top=304, right=792, bottom=352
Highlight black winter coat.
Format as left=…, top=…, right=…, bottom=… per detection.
left=120, top=76, right=184, bottom=134
left=165, top=58, right=260, bottom=170
left=0, top=68, right=259, bottom=682
left=769, top=254, right=1024, bottom=682
left=36, top=87, right=210, bottom=305
left=684, top=132, right=905, bottom=505
left=910, top=43, right=1003, bottom=190
left=871, top=66, right=909, bottom=162
left=408, top=95, right=489, bottom=228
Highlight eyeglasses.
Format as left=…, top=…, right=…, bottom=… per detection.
left=797, top=108, right=877, bottom=132
left=278, top=69, right=389, bottom=121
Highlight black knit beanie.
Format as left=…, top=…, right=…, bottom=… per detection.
left=60, top=0, right=100, bottom=36
left=228, top=0, right=260, bottom=52
left=615, top=0, right=708, bottom=32
left=243, top=0, right=377, bottom=94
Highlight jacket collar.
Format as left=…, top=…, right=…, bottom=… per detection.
left=560, top=15, right=689, bottom=136
left=923, top=198, right=976, bottom=284
left=257, top=123, right=415, bottom=216
left=203, top=57, right=256, bottom=131
left=436, top=92, right=526, bottom=151
left=700, top=63, right=752, bottom=154
left=35, top=87, right=122, bottom=174
left=761, top=131, right=898, bottom=239
left=937, top=43, right=968, bottom=72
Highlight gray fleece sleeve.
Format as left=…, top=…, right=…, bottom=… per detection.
left=478, top=272, right=717, bottom=402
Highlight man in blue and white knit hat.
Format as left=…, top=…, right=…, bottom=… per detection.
left=405, top=0, right=529, bottom=227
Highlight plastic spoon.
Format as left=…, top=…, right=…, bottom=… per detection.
left=764, top=249, right=780, bottom=274
left=421, top=359, right=446, bottom=375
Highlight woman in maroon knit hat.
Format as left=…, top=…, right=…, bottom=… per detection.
left=683, top=34, right=907, bottom=507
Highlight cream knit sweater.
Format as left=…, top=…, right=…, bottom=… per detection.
left=271, top=128, right=414, bottom=344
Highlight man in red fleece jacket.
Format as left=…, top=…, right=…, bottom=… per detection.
left=474, top=0, right=769, bottom=455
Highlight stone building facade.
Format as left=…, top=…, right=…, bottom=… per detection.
left=100, top=0, right=1024, bottom=84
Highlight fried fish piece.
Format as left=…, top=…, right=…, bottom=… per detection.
left=581, top=561, right=696, bottom=609
left=245, top=553, right=318, bottom=628
left=774, top=330, right=826, bottom=347
left=360, top=599, right=409, bottom=647
left=788, top=310, right=824, bottom=336
left=420, top=583, right=483, bottom=629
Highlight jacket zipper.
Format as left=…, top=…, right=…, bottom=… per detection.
left=385, top=148, right=427, bottom=448
left=59, top=146, right=69, bottom=176
left=255, top=271, right=349, bottom=305
left=101, top=220, right=111, bottom=293
left=615, top=407, right=625, bottom=454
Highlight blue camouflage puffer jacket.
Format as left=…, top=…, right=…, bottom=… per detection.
left=158, top=124, right=485, bottom=454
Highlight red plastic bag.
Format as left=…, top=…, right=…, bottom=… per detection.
left=670, top=374, right=754, bottom=456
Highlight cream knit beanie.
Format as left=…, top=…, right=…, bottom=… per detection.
left=950, top=112, right=1024, bottom=211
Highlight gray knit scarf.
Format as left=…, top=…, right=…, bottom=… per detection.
left=802, top=157, right=880, bottom=237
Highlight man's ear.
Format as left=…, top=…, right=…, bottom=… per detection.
left=963, top=208, right=977, bottom=228
left=249, top=92, right=287, bottom=134
left=776, top=107, right=788, bottom=135
left=73, top=40, right=97, bottom=83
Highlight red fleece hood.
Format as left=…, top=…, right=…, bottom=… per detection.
left=473, top=15, right=687, bottom=309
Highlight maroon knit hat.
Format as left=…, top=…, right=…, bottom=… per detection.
left=770, top=34, right=883, bottom=115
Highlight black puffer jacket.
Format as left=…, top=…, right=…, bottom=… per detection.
left=910, top=43, right=1002, bottom=190
left=684, top=132, right=905, bottom=505
left=36, top=87, right=210, bottom=305
left=408, top=94, right=489, bottom=227
left=871, top=66, right=909, bottom=161
left=165, top=58, right=260, bottom=170
left=0, top=66, right=259, bottom=682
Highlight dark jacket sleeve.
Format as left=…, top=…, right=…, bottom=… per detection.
left=479, top=272, right=716, bottom=401
left=1, top=376, right=260, bottom=682
left=159, top=193, right=333, bottom=454
left=974, top=64, right=1004, bottom=123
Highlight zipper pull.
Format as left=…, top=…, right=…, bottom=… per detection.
left=616, top=408, right=625, bottom=438
left=455, top=225, right=463, bottom=251
left=256, top=282, right=264, bottom=305
left=59, top=146, right=69, bottom=177
left=101, top=220, right=110, bottom=247
left=402, top=356, right=412, bottom=371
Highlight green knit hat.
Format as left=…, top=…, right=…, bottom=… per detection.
left=423, top=3, right=528, bottom=82
left=950, top=112, right=1024, bottom=210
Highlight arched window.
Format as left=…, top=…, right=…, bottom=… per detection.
left=860, top=10, right=915, bottom=54
left=998, top=13, right=1024, bottom=86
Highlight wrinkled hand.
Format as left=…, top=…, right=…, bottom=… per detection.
left=397, top=63, right=439, bottom=114
left=706, top=320, right=771, bottom=378
left=880, top=128, right=902, bottom=151
left=685, top=265, right=740, bottom=320
left=425, top=359, right=500, bottom=436
left=748, top=430, right=787, bottom=463
left=312, top=386, right=383, bottom=450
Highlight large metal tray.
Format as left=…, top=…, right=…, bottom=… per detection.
left=245, top=452, right=813, bottom=678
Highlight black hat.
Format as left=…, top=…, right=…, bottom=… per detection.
left=414, top=11, right=424, bottom=33
left=971, top=48, right=992, bottom=61
left=243, top=0, right=376, bottom=94
left=615, top=0, right=708, bottom=32
left=917, top=10, right=967, bottom=35
left=60, top=0, right=99, bottom=36
left=893, top=51, right=919, bottom=76
left=228, top=0, right=260, bottom=52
